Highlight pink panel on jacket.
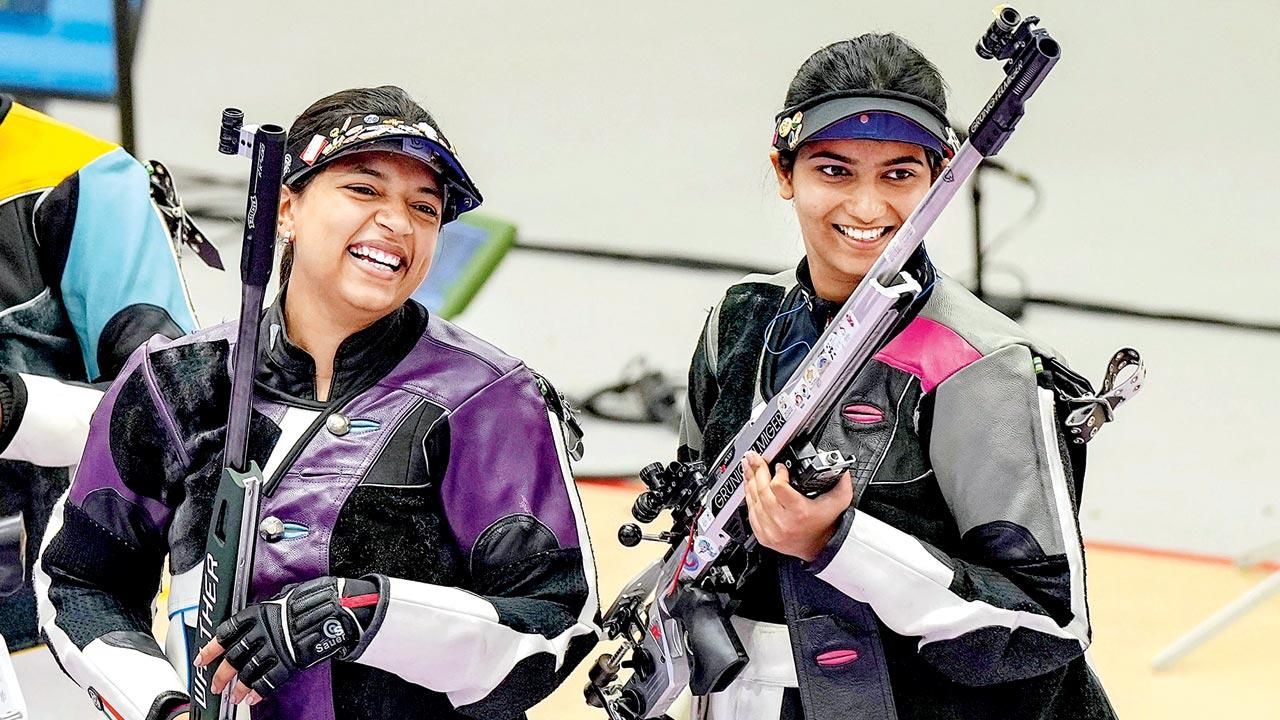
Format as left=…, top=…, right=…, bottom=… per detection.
left=872, top=316, right=982, bottom=394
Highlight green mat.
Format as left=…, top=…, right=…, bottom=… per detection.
left=413, top=213, right=516, bottom=319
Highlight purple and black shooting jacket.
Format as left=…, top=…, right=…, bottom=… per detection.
left=37, top=297, right=600, bottom=720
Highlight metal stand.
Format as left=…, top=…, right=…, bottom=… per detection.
left=969, top=160, right=1029, bottom=320
left=1152, top=547, right=1280, bottom=670
left=112, top=0, right=139, bottom=154
left=972, top=162, right=986, bottom=300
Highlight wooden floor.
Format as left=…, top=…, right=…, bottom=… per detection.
left=531, top=480, right=1280, bottom=719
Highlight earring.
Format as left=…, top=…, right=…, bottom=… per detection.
left=279, top=229, right=293, bottom=244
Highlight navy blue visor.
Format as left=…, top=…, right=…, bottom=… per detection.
left=283, top=114, right=482, bottom=223
left=808, top=111, right=949, bottom=158
left=773, top=92, right=958, bottom=159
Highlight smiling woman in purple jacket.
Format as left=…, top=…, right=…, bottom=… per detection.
left=35, top=86, right=600, bottom=720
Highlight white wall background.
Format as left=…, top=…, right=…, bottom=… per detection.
left=43, top=0, right=1280, bottom=557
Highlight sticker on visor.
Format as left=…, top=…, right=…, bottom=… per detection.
left=776, top=111, right=804, bottom=150
left=393, top=137, right=450, bottom=177
left=318, top=118, right=450, bottom=160
left=300, top=134, right=329, bottom=165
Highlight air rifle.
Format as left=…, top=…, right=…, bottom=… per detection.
left=190, top=109, right=285, bottom=720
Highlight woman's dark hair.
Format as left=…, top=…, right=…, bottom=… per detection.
left=777, top=34, right=948, bottom=173
left=279, top=85, right=440, bottom=284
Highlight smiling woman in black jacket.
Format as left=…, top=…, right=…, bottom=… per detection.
left=680, top=35, right=1117, bottom=720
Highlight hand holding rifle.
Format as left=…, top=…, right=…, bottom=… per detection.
left=742, top=452, right=854, bottom=563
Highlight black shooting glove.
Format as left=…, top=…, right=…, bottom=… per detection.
left=210, top=575, right=381, bottom=698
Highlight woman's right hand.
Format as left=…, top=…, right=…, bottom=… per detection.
left=742, top=451, right=855, bottom=562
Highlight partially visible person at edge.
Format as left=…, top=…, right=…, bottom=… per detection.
left=0, top=94, right=203, bottom=649
left=677, top=35, right=1116, bottom=719
left=36, top=85, right=600, bottom=720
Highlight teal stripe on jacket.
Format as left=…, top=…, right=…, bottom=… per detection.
left=59, top=147, right=197, bottom=378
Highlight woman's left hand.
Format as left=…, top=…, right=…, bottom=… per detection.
left=742, top=451, right=855, bottom=563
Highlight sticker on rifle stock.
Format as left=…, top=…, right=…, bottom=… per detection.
left=827, top=325, right=851, bottom=354
left=695, top=536, right=717, bottom=559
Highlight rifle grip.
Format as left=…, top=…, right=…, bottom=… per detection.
left=667, top=586, right=747, bottom=695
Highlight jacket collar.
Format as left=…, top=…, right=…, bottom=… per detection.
left=255, top=290, right=428, bottom=405
left=794, top=249, right=937, bottom=323
left=794, top=258, right=846, bottom=328
left=760, top=252, right=936, bottom=398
